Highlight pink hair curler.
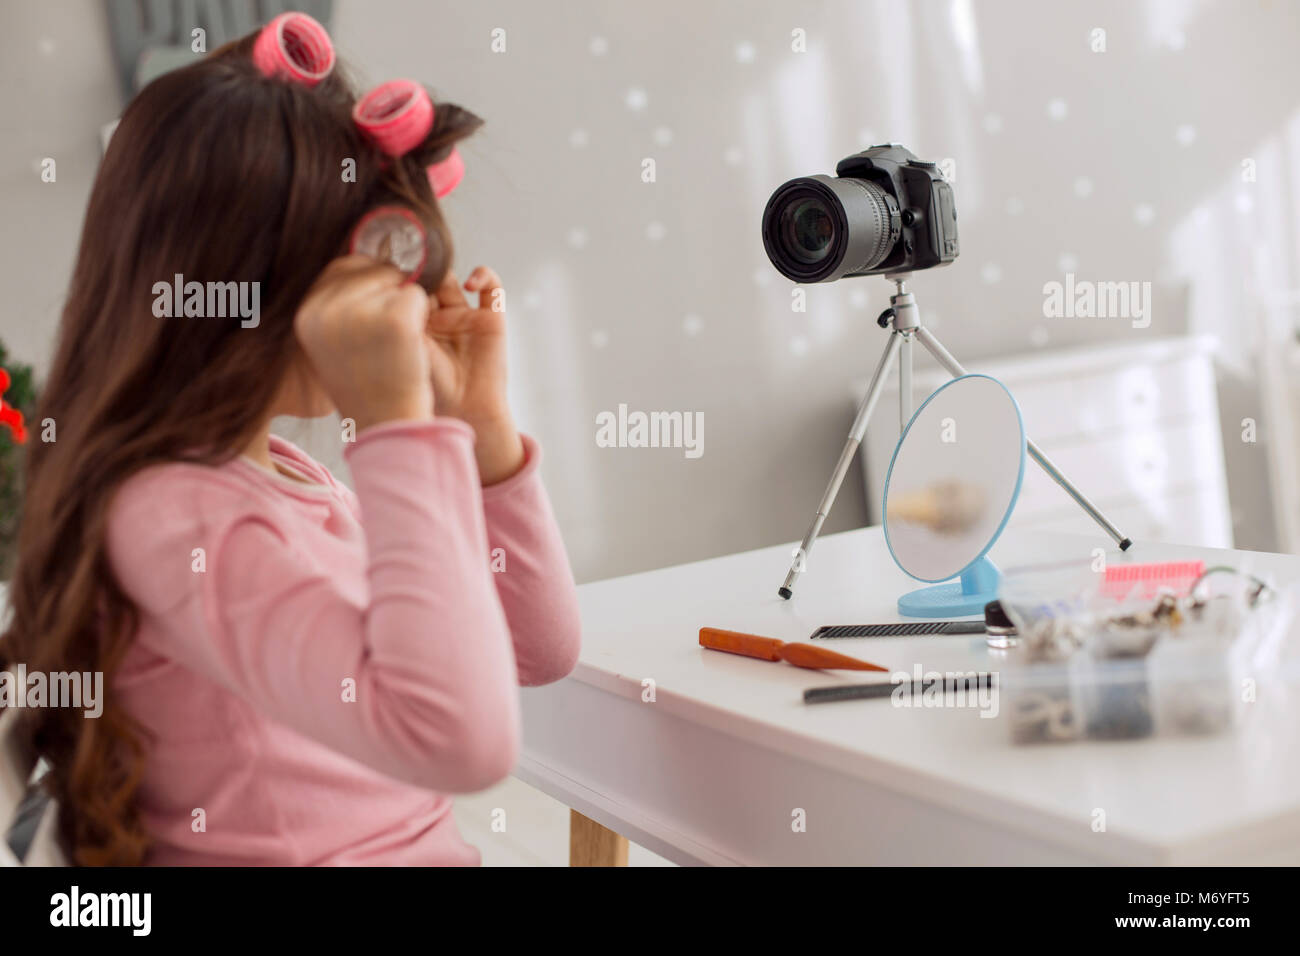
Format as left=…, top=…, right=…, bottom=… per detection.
left=253, top=12, right=335, bottom=86
left=427, top=147, right=464, bottom=199
left=354, top=80, right=465, bottom=199
left=349, top=205, right=428, bottom=281
left=353, top=80, right=435, bottom=157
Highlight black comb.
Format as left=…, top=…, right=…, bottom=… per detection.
left=804, top=672, right=996, bottom=704
left=810, top=621, right=985, bottom=639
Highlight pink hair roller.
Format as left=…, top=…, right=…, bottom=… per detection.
left=354, top=80, right=465, bottom=199
left=349, top=206, right=428, bottom=281
left=353, top=80, right=434, bottom=157
left=427, top=147, right=464, bottom=200
left=253, top=12, right=335, bottom=86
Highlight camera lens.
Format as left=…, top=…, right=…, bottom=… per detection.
left=762, top=175, right=901, bottom=282
left=782, top=198, right=835, bottom=264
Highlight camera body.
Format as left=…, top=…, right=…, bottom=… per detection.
left=761, top=145, right=959, bottom=283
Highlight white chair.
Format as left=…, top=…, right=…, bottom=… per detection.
left=0, top=697, right=65, bottom=866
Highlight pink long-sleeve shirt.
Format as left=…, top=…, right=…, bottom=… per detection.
left=105, top=419, right=581, bottom=865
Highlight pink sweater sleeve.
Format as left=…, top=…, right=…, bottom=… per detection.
left=106, top=420, right=535, bottom=793
left=479, top=435, right=582, bottom=686
left=327, top=430, right=583, bottom=686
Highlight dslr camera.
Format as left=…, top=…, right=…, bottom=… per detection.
left=761, top=145, right=959, bottom=283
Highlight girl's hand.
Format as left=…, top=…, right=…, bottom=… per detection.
left=294, top=256, right=434, bottom=432
left=425, top=266, right=525, bottom=484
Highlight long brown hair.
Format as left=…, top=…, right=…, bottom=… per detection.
left=0, top=34, right=481, bottom=865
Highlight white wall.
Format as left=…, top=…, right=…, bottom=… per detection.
left=0, top=1, right=118, bottom=371
left=3, top=0, right=1300, bottom=581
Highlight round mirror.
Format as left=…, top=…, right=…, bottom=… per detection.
left=883, top=374, right=1026, bottom=616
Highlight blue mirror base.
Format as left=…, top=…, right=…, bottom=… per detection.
left=897, top=583, right=996, bottom=617
left=897, top=556, right=1001, bottom=619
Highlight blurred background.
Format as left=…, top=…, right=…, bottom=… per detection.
left=3, top=0, right=1300, bottom=581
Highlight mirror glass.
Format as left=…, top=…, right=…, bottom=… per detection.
left=883, top=374, right=1026, bottom=583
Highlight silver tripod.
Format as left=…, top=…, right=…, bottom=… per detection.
left=778, top=274, right=1132, bottom=599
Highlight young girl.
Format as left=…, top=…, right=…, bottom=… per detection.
left=0, top=16, right=581, bottom=865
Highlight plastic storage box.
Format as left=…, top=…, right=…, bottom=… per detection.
left=997, top=558, right=1284, bottom=745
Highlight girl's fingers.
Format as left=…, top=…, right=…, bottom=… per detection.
left=434, top=269, right=470, bottom=310
left=463, top=266, right=503, bottom=312
left=298, top=257, right=408, bottom=330
left=462, top=265, right=497, bottom=289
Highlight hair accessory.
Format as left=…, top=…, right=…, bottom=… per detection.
left=1101, top=560, right=1205, bottom=601
left=809, top=621, right=985, bottom=638
left=426, top=147, right=464, bottom=200
left=353, top=80, right=465, bottom=199
left=804, top=673, right=995, bottom=705
left=252, top=12, right=335, bottom=86
left=353, top=80, right=434, bottom=157
left=349, top=206, right=428, bottom=280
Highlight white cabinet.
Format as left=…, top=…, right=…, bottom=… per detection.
left=858, top=336, right=1233, bottom=549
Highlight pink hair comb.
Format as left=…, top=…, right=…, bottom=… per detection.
left=1100, top=560, right=1206, bottom=602
left=252, top=12, right=335, bottom=86
left=353, top=80, right=465, bottom=199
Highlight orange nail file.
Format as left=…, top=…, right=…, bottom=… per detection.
left=699, top=627, right=888, bottom=672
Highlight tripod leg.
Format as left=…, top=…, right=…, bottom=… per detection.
left=1024, top=443, right=1131, bottom=549
left=912, top=326, right=1132, bottom=551
left=779, top=332, right=904, bottom=599
left=898, top=332, right=913, bottom=431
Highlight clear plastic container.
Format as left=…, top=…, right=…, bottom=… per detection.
left=998, top=560, right=1098, bottom=744
left=1002, top=658, right=1083, bottom=745
left=996, top=558, right=1290, bottom=745
left=1148, top=635, right=1243, bottom=735
left=998, top=559, right=1101, bottom=651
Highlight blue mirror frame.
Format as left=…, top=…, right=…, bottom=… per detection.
left=881, top=374, right=1027, bottom=617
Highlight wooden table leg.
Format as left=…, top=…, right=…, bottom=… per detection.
left=569, top=809, right=629, bottom=867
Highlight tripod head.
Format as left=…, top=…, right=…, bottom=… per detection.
left=876, top=274, right=920, bottom=332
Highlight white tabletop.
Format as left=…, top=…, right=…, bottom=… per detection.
left=536, top=525, right=1300, bottom=864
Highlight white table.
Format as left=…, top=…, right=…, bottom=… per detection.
left=517, top=527, right=1300, bottom=865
